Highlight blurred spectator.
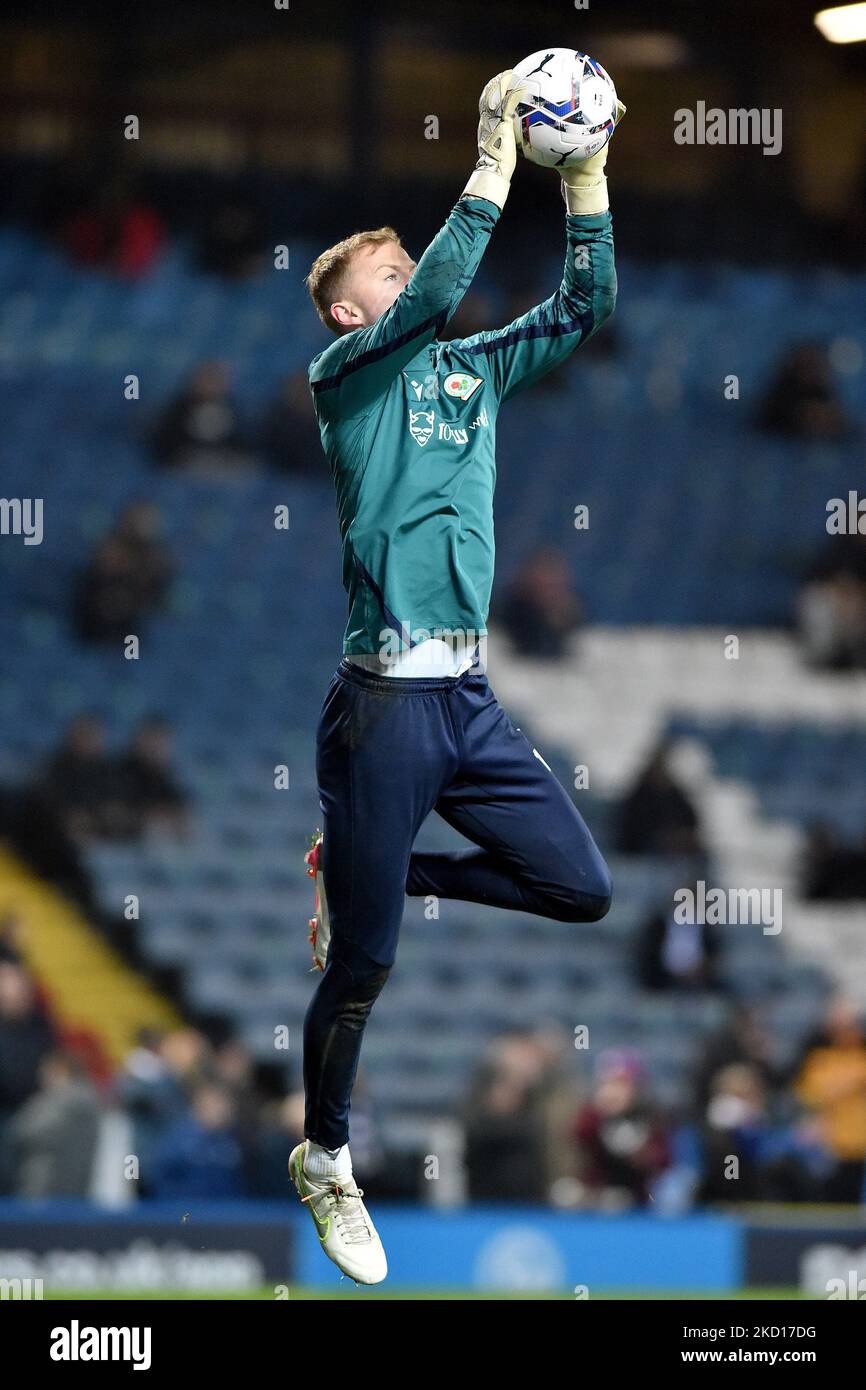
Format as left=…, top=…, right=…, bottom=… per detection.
left=797, top=534, right=866, bottom=671
left=464, top=1030, right=567, bottom=1202
left=60, top=175, right=166, bottom=279
left=500, top=548, right=583, bottom=659
left=117, top=717, right=189, bottom=838
left=159, top=1027, right=211, bottom=1094
left=150, top=1082, right=246, bottom=1199
left=37, top=714, right=126, bottom=842
left=74, top=501, right=174, bottom=645
left=571, top=1049, right=670, bottom=1208
left=0, top=782, right=96, bottom=910
left=798, top=573, right=866, bottom=671
left=696, top=1063, right=828, bottom=1204
left=210, top=1039, right=264, bottom=1179
left=198, top=198, right=267, bottom=279
left=635, top=891, right=724, bottom=993
left=7, top=1050, right=100, bottom=1198
left=617, top=739, right=704, bottom=860
left=692, top=1003, right=787, bottom=1115
left=33, top=710, right=188, bottom=846
left=756, top=342, right=856, bottom=442
left=0, top=963, right=57, bottom=1192
left=150, top=361, right=255, bottom=473
left=260, top=368, right=327, bottom=474
left=249, top=1092, right=305, bottom=1197
left=532, top=1027, right=587, bottom=1197
left=114, top=1028, right=190, bottom=1198
left=794, top=995, right=866, bottom=1202
left=803, top=822, right=866, bottom=900
left=697, top=1063, right=773, bottom=1202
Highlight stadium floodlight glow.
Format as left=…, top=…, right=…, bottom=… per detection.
left=814, top=3, right=866, bottom=43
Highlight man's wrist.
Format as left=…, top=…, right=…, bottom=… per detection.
left=561, top=173, right=609, bottom=216
left=462, top=167, right=511, bottom=210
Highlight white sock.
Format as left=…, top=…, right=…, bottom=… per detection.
left=303, top=1139, right=352, bottom=1181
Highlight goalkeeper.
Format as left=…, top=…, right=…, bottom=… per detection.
left=293, top=70, right=623, bottom=1283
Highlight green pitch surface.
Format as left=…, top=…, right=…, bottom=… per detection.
left=43, top=1286, right=811, bottom=1301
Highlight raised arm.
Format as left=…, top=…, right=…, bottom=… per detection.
left=453, top=209, right=616, bottom=403
left=311, top=72, right=523, bottom=419
left=452, top=97, right=625, bottom=403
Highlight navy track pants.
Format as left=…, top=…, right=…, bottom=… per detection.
left=303, top=657, right=612, bottom=1148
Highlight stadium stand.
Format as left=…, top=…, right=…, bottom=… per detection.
left=0, top=224, right=862, bottom=1164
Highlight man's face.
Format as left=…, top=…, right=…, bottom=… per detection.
left=332, top=241, right=417, bottom=331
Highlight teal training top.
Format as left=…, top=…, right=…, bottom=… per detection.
left=308, top=195, right=616, bottom=656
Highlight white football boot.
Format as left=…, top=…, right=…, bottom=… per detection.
left=304, top=832, right=331, bottom=972
left=289, top=1142, right=388, bottom=1285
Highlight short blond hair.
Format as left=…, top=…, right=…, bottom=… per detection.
left=305, top=226, right=401, bottom=336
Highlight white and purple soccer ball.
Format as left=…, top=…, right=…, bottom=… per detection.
left=510, top=48, right=618, bottom=168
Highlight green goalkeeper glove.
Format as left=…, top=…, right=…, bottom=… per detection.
left=462, top=71, right=523, bottom=210
left=561, top=99, right=626, bottom=216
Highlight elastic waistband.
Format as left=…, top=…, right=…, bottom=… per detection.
left=336, top=657, right=488, bottom=696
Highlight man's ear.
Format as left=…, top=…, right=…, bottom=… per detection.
left=331, top=301, right=359, bottom=330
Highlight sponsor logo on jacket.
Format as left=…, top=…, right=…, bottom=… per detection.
left=437, top=407, right=489, bottom=444
left=408, top=409, right=435, bottom=447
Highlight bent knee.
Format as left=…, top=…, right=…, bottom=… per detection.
left=589, top=858, right=613, bottom=915
left=555, top=863, right=613, bottom=924
left=581, top=885, right=613, bottom=922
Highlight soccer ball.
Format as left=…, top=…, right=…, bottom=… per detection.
left=510, top=48, right=617, bottom=168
